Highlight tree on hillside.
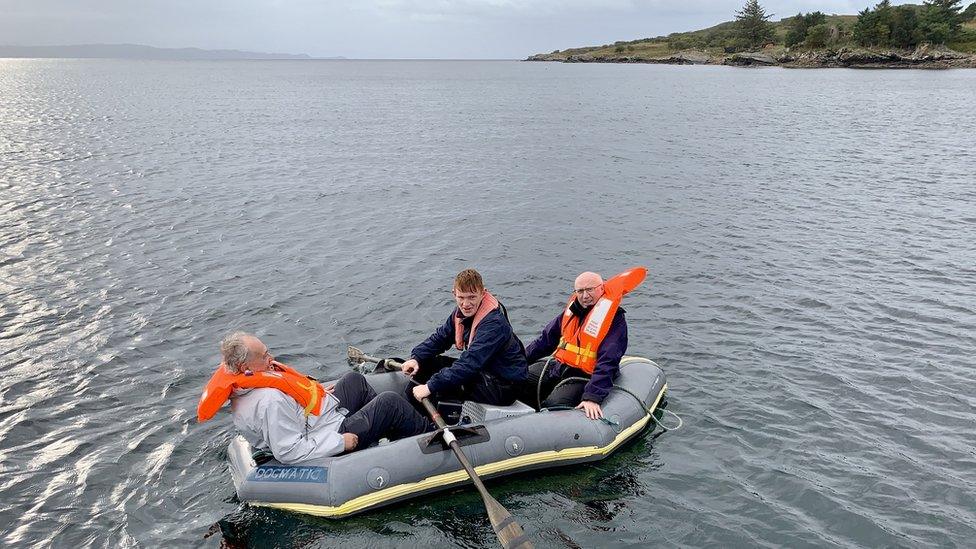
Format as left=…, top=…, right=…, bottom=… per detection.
left=785, top=11, right=827, bottom=47
left=804, top=24, right=833, bottom=47
left=853, top=1, right=925, bottom=48
left=785, top=13, right=807, bottom=46
left=889, top=6, right=922, bottom=48
left=733, top=0, right=776, bottom=50
left=963, top=2, right=976, bottom=21
left=853, top=1, right=893, bottom=46
left=920, top=0, right=965, bottom=43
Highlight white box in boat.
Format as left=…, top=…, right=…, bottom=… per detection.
left=460, top=400, right=535, bottom=424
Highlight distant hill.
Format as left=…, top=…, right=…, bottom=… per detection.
left=0, top=43, right=335, bottom=60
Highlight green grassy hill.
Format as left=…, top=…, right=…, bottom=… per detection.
left=533, top=7, right=975, bottom=61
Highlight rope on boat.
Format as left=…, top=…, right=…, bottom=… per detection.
left=544, top=370, right=683, bottom=433
left=649, top=409, right=682, bottom=432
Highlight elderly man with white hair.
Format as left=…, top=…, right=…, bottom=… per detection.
left=521, top=267, right=646, bottom=419
left=197, top=332, right=434, bottom=464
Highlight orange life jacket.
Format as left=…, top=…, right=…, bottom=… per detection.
left=553, top=267, right=647, bottom=374
left=453, top=290, right=500, bottom=350
left=197, top=362, right=326, bottom=422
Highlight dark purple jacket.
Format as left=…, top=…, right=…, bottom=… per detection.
left=411, top=307, right=528, bottom=394
left=524, top=304, right=628, bottom=404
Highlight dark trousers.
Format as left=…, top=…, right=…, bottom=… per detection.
left=409, top=355, right=518, bottom=409
left=522, top=360, right=590, bottom=410
left=333, top=372, right=435, bottom=449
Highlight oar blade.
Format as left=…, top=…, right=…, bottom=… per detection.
left=347, top=346, right=366, bottom=363
left=346, top=346, right=373, bottom=373
left=485, top=494, right=533, bottom=549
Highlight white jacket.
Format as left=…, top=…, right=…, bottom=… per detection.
left=230, top=387, right=346, bottom=464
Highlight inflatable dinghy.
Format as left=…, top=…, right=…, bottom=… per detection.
left=226, top=356, right=667, bottom=517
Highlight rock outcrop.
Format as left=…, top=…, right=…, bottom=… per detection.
left=723, top=52, right=778, bottom=66
left=526, top=45, right=976, bottom=69
left=777, top=45, right=976, bottom=68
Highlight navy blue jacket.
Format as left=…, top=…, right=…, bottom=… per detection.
left=524, top=304, right=628, bottom=404
left=411, top=307, right=528, bottom=394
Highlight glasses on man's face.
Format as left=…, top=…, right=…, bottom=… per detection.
left=574, top=285, right=601, bottom=296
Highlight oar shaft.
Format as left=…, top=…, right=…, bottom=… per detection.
left=347, top=346, right=401, bottom=372
left=359, top=352, right=385, bottom=364
left=421, top=397, right=445, bottom=428
left=423, top=405, right=532, bottom=548
left=351, top=347, right=531, bottom=548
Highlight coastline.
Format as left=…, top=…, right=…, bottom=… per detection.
left=526, top=45, right=976, bottom=69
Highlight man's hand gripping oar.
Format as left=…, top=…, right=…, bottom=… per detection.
left=346, top=346, right=533, bottom=549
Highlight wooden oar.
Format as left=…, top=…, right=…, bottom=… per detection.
left=346, top=346, right=533, bottom=549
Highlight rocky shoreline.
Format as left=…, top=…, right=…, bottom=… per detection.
left=526, top=44, right=976, bottom=69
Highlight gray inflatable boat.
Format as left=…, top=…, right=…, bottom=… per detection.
left=226, top=356, right=667, bottom=517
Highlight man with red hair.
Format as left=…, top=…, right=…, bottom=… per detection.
left=400, top=268, right=528, bottom=406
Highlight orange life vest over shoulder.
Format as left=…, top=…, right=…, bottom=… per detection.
left=553, top=266, right=647, bottom=374
left=197, top=362, right=326, bottom=422
left=453, top=290, right=500, bottom=350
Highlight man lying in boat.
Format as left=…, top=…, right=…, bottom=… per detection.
left=198, top=332, right=435, bottom=464
left=398, top=268, right=528, bottom=408
left=521, top=267, right=646, bottom=420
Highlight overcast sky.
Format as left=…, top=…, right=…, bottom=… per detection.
left=1, top=0, right=905, bottom=59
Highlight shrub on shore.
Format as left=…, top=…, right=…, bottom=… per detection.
left=785, top=12, right=827, bottom=46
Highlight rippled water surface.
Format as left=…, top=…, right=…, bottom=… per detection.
left=1, top=59, right=975, bottom=548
